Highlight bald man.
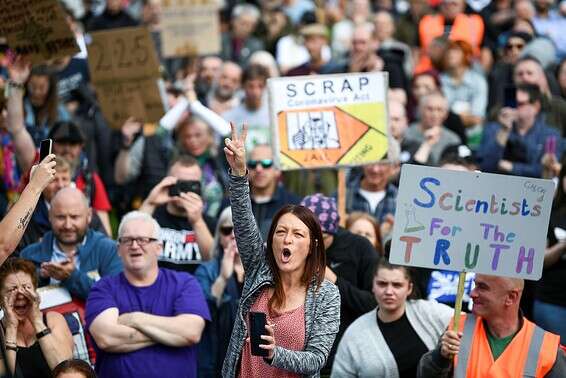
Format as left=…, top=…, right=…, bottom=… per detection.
left=418, top=274, right=566, bottom=377
left=21, top=187, right=122, bottom=300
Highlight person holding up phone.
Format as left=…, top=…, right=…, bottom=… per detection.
left=222, top=123, right=340, bottom=378
left=139, top=155, right=214, bottom=274
left=0, top=154, right=56, bottom=265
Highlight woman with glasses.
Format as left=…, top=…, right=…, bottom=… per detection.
left=0, top=258, right=73, bottom=377
left=195, top=207, right=243, bottom=378
left=222, top=124, right=340, bottom=378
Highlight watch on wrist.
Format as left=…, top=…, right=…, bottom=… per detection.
left=36, top=327, right=51, bottom=339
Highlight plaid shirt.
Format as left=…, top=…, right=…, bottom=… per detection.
left=346, top=178, right=398, bottom=223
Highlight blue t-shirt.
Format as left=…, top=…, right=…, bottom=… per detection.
left=85, top=268, right=211, bottom=378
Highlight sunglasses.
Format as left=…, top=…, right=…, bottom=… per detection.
left=220, top=226, right=234, bottom=236
left=247, top=159, right=274, bottom=169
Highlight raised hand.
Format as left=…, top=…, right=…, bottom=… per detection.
left=224, top=123, right=248, bottom=176
left=7, top=54, right=31, bottom=85
left=29, top=154, right=57, bottom=192
left=21, top=286, right=42, bottom=327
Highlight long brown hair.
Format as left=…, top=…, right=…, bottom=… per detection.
left=27, top=65, right=59, bottom=127
left=265, top=205, right=326, bottom=314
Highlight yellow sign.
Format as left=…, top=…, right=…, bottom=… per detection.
left=268, top=73, right=389, bottom=170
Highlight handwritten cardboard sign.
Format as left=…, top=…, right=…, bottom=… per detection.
left=0, top=0, right=79, bottom=64
left=161, top=0, right=221, bottom=57
left=389, top=165, right=555, bottom=280
left=87, top=27, right=164, bottom=128
left=267, top=72, right=389, bottom=170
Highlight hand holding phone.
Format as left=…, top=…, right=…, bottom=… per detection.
left=39, top=139, right=53, bottom=162
left=249, top=312, right=269, bottom=357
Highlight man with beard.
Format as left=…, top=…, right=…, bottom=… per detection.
left=222, top=64, right=271, bottom=149
left=20, top=187, right=122, bottom=300
left=48, top=120, right=112, bottom=235
left=247, top=144, right=300, bottom=239
left=206, top=61, right=242, bottom=115
left=194, top=56, right=223, bottom=103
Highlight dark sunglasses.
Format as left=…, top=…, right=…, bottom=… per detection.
left=247, top=159, right=274, bottom=169
left=220, top=226, right=234, bottom=236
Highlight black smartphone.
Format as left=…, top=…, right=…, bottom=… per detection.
left=168, top=180, right=201, bottom=197
left=39, top=139, right=53, bottom=162
left=503, top=86, right=517, bottom=108
left=249, top=311, right=269, bottom=357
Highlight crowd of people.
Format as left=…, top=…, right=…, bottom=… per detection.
left=0, top=0, right=566, bottom=377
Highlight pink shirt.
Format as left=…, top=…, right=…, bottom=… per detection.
left=239, top=288, right=306, bottom=378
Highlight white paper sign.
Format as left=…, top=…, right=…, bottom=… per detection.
left=389, top=165, right=555, bottom=280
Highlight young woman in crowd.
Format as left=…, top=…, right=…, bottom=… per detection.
left=24, top=65, right=70, bottom=146
left=331, top=258, right=452, bottom=378
left=345, top=211, right=383, bottom=255
left=222, top=124, right=340, bottom=377
left=439, top=40, right=488, bottom=148
left=0, top=258, right=73, bottom=377
left=195, top=206, right=244, bottom=378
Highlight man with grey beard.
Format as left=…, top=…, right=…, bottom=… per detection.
left=206, top=61, right=242, bottom=115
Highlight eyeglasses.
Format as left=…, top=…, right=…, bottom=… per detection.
left=220, top=226, right=234, bottom=236
left=118, top=237, right=159, bottom=246
left=505, top=43, right=525, bottom=51
left=247, top=159, right=274, bottom=169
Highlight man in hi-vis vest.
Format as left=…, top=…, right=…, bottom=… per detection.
left=417, top=274, right=566, bottom=377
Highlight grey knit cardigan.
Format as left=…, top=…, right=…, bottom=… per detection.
left=221, top=174, right=341, bottom=378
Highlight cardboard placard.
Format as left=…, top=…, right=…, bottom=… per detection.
left=389, top=165, right=555, bottom=280
left=267, top=72, right=389, bottom=170
left=87, top=27, right=164, bottom=128
left=0, top=0, right=79, bottom=64
left=161, top=0, right=221, bottom=57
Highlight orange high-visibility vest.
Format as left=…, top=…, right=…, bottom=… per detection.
left=452, top=313, right=559, bottom=378
left=416, top=13, right=484, bottom=74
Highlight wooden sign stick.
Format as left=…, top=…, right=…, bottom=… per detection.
left=337, top=169, right=347, bottom=227
left=453, top=271, right=467, bottom=332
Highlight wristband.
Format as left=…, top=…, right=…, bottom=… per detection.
left=7, top=80, right=25, bottom=90
left=5, top=343, right=17, bottom=352
left=36, top=327, right=51, bottom=339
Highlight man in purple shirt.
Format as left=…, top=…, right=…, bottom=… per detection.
left=86, top=211, right=210, bottom=378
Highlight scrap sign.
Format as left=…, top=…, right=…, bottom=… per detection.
left=389, top=165, right=555, bottom=280
left=267, top=72, right=389, bottom=170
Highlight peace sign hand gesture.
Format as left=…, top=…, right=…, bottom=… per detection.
left=224, top=123, right=248, bottom=177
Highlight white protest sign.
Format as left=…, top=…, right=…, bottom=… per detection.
left=389, top=165, right=554, bottom=280
left=267, top=72, right=389, bottom=170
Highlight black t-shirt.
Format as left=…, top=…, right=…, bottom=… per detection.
left=536, top=206, right=566, bottom=306
left=376, top=311, right=429, bottom=378
left=56, top=58, right=90, bottom=102
left=153, top=205, right=215, bottom=274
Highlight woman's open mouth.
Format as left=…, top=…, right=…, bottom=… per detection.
left=281, top=248, right=292, bottom=263
left=13, top=299, right=30, bottom=316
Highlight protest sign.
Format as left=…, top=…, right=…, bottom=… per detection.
left=161, top=0, right=221, bottom=57
left=390, top=164, right=555, bottom=280
left=0, top=0, right=79, bottom=64
left=87, top=27, right=164, bottom=128
left=267, top=72, right=389, bottom=170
